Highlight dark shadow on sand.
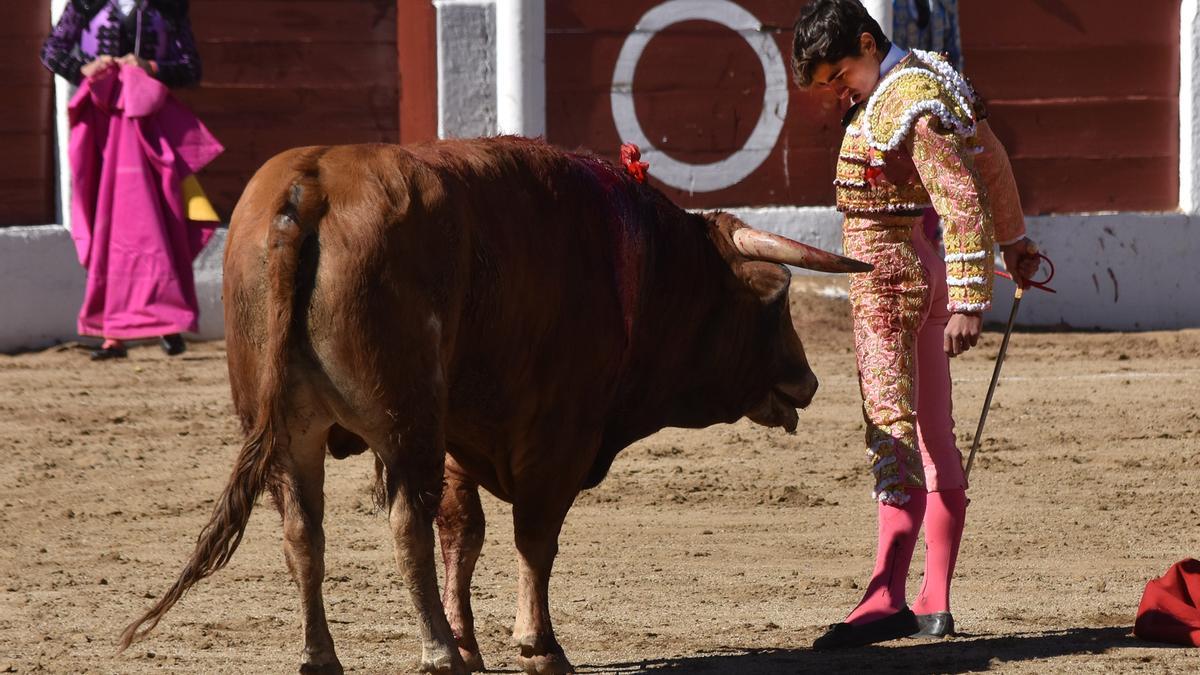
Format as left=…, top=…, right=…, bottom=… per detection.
left=570, top=626, right=1180, bottom=674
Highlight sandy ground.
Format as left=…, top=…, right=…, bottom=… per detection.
left=2, top=280, right=1199, bottom=674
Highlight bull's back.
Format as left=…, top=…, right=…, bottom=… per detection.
left=223, top=140, right=631, bottom=464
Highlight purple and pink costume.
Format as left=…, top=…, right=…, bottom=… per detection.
left=41, top=0, right=201, bottom=87
left=42, top=1, right=219, bottom=340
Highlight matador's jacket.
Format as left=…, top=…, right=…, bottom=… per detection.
left=836, top=49, right=1026, bottom=505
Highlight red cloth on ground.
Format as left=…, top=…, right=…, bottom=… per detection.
left=1134, top=559, right=1200, bottom=647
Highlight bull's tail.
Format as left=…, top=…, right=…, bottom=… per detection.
left=118, top=162, right=326, bottom=652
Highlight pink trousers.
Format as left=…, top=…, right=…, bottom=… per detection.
left=911, top=221, right=968, bottom=493
left=844, top=216, right=967, bottom=502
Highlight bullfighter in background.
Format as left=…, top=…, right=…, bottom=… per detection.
left=41, top=0, right=217, bottom=360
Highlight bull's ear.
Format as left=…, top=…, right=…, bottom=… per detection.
left=735, top=259, right=791, bottom=305
left=704, top=211, right=792, bottom=304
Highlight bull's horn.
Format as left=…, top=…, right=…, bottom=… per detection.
left=732, top=228, right=873, bottom=274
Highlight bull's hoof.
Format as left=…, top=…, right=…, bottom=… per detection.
left=419, top=649, right=469, bottom=675
left=459, top=647, right=485, bottom=672
left=515, top=632, right=574, bottom=675
left=298, top=659, right=343, bottom=675
left=516, top=651, right=575, bottom=675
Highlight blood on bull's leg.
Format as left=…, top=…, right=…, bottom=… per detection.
left=436, top=456, right=487, bottom=672
left=512, top=500, right=574, bottom=675
left=268, top=418, right=341, bottom=674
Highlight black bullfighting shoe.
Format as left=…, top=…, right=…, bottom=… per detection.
left=812, top=607, right=919, bottom=650
left=911, top=611, right=955, bottom=638
left=90, top=344, right=128, bottom=361
left=160, top=333, right=186, bottom=356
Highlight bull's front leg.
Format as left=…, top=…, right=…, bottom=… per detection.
left=512, top=502, right=574, bottom=675
left=436, top=456, right=487, bottom=672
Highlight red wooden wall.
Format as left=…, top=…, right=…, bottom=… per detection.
left=3, top=0, right=56, bottom=226
left=961, top=0, right=1179, bottom=213
left=6, top=0, right=1180, bottom=223
left=546, top=0, right=1180, bottom=214
left=398, top=0, right=438, bottom=144
left=176, top=0, right=399, bottom=218
left=547, top=1, right=837, bottom=209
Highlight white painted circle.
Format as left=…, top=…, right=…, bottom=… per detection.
left=610, top=0, right=789, bottom=194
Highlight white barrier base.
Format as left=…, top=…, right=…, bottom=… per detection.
left=732, top=207, right=1200, bottom=331
left=2, top=209, right=1195, bottom=353
left=0, top=226, right=226, bottom=353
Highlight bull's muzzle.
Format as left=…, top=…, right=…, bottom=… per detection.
left=776, top=371, right=819, bottom=410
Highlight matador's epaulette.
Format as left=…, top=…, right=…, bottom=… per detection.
left=863, top=50, right=978, bottom=154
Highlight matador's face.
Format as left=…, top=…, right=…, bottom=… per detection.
left=809, top=32, right=884, bottom=106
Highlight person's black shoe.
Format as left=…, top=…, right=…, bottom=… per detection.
left=812, top=608, right=919, bottom=650
left=90, top=344, right=128, bottom=361
left=911, top=612, right=955, bottom=638
left=160, top=333, right=186, bottom=356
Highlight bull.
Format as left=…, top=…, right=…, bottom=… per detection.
left=119, top=137, right=868, bottom=674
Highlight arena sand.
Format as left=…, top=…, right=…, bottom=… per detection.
left=2, top=279, right=1198, bottom=674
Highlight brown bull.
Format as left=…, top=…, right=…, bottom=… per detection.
left=119, top=137, right=868, bottom=674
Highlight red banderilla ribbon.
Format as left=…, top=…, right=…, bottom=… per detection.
left=996, top=251, right=1056, bottom=294
left=620, top=143, right=649, bottom=183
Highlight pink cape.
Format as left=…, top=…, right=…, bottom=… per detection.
left=68, top=65, right=223, bottom=339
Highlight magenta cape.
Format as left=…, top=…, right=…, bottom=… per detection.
left=68, top=65, right=223, bottom=339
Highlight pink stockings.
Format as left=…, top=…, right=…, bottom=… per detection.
left=844, top=488, right=968, bottom=625
left=846, top=491, right=927, bottom=624
left=913, top=488, right=967, bottom=615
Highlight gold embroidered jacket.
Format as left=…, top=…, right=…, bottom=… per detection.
left=835, top=50, right=1026, bottom=312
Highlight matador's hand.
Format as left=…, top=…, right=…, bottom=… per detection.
left=945, top=312, right=982, bottom=358
left=81, top=55, right=115, bottom=79
left=118, top=53, right=157, bottom=76
left=1000, top=237, right=1041, bottom=289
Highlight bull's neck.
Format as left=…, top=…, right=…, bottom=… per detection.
left=608, top=213, right=732, bottom=442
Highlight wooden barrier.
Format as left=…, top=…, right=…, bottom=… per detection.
left=3, top=0, right=56, bottom=225
left=547, top=0, right=1180, bottom=214
left=175, top=0, right=399, bottom=218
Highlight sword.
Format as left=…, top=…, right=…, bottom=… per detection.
left=963, top=286, right=1021, bottom=480
left=963, top=248, right=1054, bottom=481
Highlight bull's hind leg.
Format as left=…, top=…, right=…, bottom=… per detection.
left=369, top=418, right=467, bottom=675
left=437, top=456, right=487, bottom=671
left=268, top=417, right=341, bottom=674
